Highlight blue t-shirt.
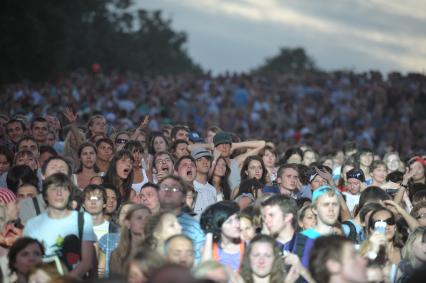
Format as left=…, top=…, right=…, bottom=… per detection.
left=177, top=212, right=205, bottom=263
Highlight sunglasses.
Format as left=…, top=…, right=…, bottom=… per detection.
left=370, top=217, right=395, bottom=228
left=116, top=139, right=128, bottom=144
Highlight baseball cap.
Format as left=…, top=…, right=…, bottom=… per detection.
left=191, top=147, right=212, bottom=160
left=213, top=132, right=232, bottom=147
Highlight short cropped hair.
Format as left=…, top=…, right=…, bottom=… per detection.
left=261, top=194, right=298, bottom=229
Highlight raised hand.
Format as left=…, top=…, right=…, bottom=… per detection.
left=64, top=107, right=77, bottom=124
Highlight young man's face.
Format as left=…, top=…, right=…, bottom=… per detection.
left=83, top=190, right=105, bottom=215
left=159, top=178, right=184, bottom=211
left=215, top=143, right=231, bottom=158
left=278, top=168, right=299, bottom=191
left=347, top=178, right=362, bottom=195
left=175, top=143, right=189, bottom=159
left=166, top=237, right=194, bottom=268
left=46, top=185, right=70, bottom=211
left=314, top=194, right=340, bottom=226
left=18, top=140, right=39, bottom=158
left=175, top=158, right=196, bottom=182
left=16, top=184, right=38, bottom=201
left=154, top=153, right=173, bottom=175
left=261, top=204, right=289, bottom=235
left=195, top=156, right=211, bottom=175
left=139, top=186, right=160, bottom=212
left=6, top=122, right=24, bottom=143
left=31, top=121, right=49, bottom=144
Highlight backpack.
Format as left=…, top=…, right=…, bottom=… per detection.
left=60, top=212, right=84, bottom=270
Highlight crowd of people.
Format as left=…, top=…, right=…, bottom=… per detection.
left=0, top=69, right=425, bottom=283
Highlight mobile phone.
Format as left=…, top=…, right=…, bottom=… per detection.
left=374, top=221, right=387, bottom=234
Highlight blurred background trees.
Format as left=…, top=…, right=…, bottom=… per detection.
left=0, top=0, right=202, bottom=84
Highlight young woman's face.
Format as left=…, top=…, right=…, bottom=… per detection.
left=303, top=151, right=316, bottom=166
left=0, top=154, right=10, bottom=174
left=360, top=152, right=373, bottom=167
left=80, top=146, right=96, bottom=168
left=287, top=153, right=302, bottom=164
left=412, top=234, right=426, bottom=263
left=246, top=160, right=263, bottom=180
left=386, top=154, right=400, bottom=172
left=157, top=213, right=182, bottom=240
left=240, top=217, right=256, bottom=242
left=249, top=242, right=275, bottom=278
left=299, top=207, right=317, bottom=230
left=221, top=214, right=240, bottom=240
left=153, top=136, right=167, bottom=153
left=116, top=156, right=133, bottom=179
left=131, top=148, right=143, bottom=166
left=262, top=150, right=276, bottom=168
left=214, top=158, right=227, bottom=177
left=14, top=243, right=43, bottom=276
left=105, top=188, right=118, bottom=214
left=126, top=208, right=151, bottom=236
left=410, top=161, right=425, bottom=181
left=370, top=210, right=395, bottom=241
left=372, top=165, right=387, bottom=184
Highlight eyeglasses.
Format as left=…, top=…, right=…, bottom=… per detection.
left=371, top=217, right=396, bottom=228
left=116, top=139, right=128, bottom=144
left=156, top=158, right=171, bottom=165
left=159, top=186, right=183, bottom=193
left=85, top=196, right=103, bottom=202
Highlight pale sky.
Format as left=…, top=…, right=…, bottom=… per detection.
left=137, top=0, right=426, bottom=75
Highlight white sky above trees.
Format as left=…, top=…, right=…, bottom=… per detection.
left=137, top=0, right=426, bottom=75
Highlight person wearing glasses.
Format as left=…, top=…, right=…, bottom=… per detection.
left=152, top=151, right=174, bottom=183
left=114, top=131, right=130, bottom=152
left=158, top=175, right=204, bottom=263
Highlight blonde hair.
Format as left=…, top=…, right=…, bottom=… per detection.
left=402, top=227, right=426, bottom=268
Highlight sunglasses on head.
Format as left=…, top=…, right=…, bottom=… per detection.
left=371, top=217, right=395, bottom=228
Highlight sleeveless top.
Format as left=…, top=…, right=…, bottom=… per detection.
left=131, top=168, right=149, bottom=194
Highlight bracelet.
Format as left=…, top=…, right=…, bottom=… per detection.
left=400, top=183, right=408, bottom=188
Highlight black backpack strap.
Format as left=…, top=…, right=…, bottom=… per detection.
left=342, top=220, right=357, bottom=243
left=294, top=234, right=307, bottom=260
left=32, top=197, right=41, bottom=215
left=78, top=212, right=84, bottom=240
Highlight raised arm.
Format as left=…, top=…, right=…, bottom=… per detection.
left=233, top=140, right=266, bottom=167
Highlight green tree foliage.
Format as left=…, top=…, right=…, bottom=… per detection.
left=0, top=0, right=201, bottom=84
left=254, top=47, right=316, bottom=74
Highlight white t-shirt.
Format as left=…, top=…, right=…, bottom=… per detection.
left=343, top=192, right=361, bottom=214
left=23, top=210, right=96, bottom=257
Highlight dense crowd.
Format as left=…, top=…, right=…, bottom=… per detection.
left=0, top=70, right=425, bottom=283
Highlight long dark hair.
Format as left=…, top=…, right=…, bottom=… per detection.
left=103, top=150, right=134, bottom=201
left=75, top=142, right=100, bottom=173
left=209, top=156, right=231, bottom=200
left=240, top=155, right=267, bottom=185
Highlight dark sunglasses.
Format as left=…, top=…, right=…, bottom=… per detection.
left=371, top=217, right=395, bottom=228
left=116, top=139, right=128, bottom=144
